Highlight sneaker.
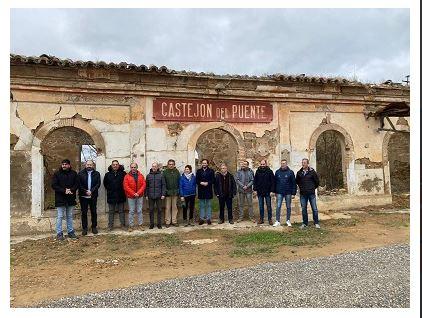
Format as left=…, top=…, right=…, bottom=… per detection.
left=218, top=219, right=224, bottom=224
left=189, top=220, right=195, bottom=226
left=82, top=229, right=88, bottom=236
left=68, top=231, right=77, bottom=239
left=315, top=224, right=321, bottom=229
left=92, top=227, right=98, bottom=235
left=300, top=224, right=307, bottom=229
left=198, top=219, right=205, bottom=225
left=229, top=220, right=234, bottom=225
left=273, top=221, right=281, bottom=227
left=207, top=219, right=212, bottom=225
left=269, top=219, right=274, bottom=226
left=286, top=220, right=292, bottom=227
left=56, top=233, right=64, bottom=241
left=149, top=224, right=154, bottom=229
left=184, top=220, right=189, bottom=227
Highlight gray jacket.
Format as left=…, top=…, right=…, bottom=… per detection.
left=145, top=169, right=166, bottom=199
left=235, top=168, right=254, bottom=193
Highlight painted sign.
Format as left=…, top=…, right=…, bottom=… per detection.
left=153, top=98, right=273, bottom=123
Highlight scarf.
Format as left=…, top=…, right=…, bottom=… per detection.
left=184, top=172, right=193, bottom=180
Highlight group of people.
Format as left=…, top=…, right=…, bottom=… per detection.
left=52, top=157, right=320, bottom=241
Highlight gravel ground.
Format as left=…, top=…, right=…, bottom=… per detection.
left=39, top=244, right=409, bottom=308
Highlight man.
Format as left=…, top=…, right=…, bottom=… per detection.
left=162, top=159, right=181, bottom=227
left=196, top=159, right=215, bottom=225
left=235, top=160, right=254, bottom=222
left=274, top=159, right=297, bottom=227
left=214, top=163, right=237, bottom=224
left=253, top=159, right=275, bottom=225
left=78, top=159, right=101, bottom=235
left=51, top=159, right=79, bottom=240
left=296, top=158, right=320, bottom=229
left=103, top=160, right=127, bottom=231
left=145, top=162, right=166, bottom=229
left=123, top=162, right=146, bottom=232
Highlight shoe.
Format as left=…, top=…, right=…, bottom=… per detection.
left=92, top=227, right=98, bottom=235
left=139, top=225, right=145, bottom=231
left=165, top=224, right=170, bottom=228
left=56, top=233, right=64, bottom=241
left=184, top=223, right=189, bottom=227
left=199, top=219, right=204, bottom=225
left=207, top=219, right=212, bottom=225
left=269, top=220, right=274, bottom=226
left=107, top=227, right=113, bottom=232
left=286, top=220, right=292, bottom=227
left=236, top=218, right=243, bottom=223
left=229, top=220, right=234, bottom=225
left=218, top=219, right=224, bottom=224
left=300, top=224, right=307, bottom=229
left=315, top=224, right=321, bottom=229
left=128, top=226, right=133, bottom=232
left=257, top=219, right=264, bottom=225
left=157, top=224, right=162, bottom=229
left=149, top=224, right=154, bottom=229
left=173, top=223, right=179, bottom=227
left=68, top=231, right=77, bottom=239
left=82, top=229, right=88, bottom=236
left=273, top=221, right=281, bottom=227
left=189, top=220, right=195, bottom=226
left=250, top=218, right=256, bottom=223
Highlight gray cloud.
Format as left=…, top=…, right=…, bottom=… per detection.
left=10, top=8, right=410, bottom=83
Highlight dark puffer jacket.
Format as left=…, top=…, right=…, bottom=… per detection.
left=214, top=172, right=237, bottom=198
left=253, top=166, right=275, bottom=196
left=274, top=167, right=297, bottom=195
left=295, top=167, right=320, bottom=195
left=51, top=167, right=79, bottom=207
left=103, top=165, right=126, bottom=204
left=145, top=169, right=167, bottom=199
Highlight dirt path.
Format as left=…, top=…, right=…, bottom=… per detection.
left=10, top=212, right=409, bottom=307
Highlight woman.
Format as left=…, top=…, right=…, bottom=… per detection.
left=179, top=165, right=196, bottom=226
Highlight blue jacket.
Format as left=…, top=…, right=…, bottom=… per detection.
left=274, top=167, right=297, bottom=195
left=179, top=174, right=197, bottom=197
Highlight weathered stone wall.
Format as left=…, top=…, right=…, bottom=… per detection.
left=10, top=151, right=32, bottom=217
left=388, top=133, right=410, bottom=193
left=195, top=128, right=238, bottom=173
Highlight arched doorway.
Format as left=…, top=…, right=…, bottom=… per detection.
left=41, top=126, right=97, bottom=210
left=387, top=133, right=410, bottom=193
left=315, top=130, right=346, bottom=191
left=195, top=128, right=239, bottom=173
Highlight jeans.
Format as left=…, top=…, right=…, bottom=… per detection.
left=182, top=195, right=195, bottom=220
left=108, top=202, right=125, bottom=229
left=218, top=196, right=233, bottom=222
left=80, top=197, right=98, bottom=230
left=128, top=197, right=144, bottom=226
left=148, top=198, right=163, bottom=226
left=258, top=195, right=272, bottom=221
left=276, top=194, right=292, bottom=222
left=56, top=205, right=75, bottom=235
left=238, top=192, right=254, bottom=219
left=300, top=194, right=319, bottom=225
left=199, top=199, right=212, bottom=220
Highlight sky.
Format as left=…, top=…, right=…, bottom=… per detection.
left=10, top=8, right=410, bottom=84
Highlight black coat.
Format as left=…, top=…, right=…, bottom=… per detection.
left=253, top=166, right=275, bottom=196
left=295, top=167, right=320, bottom=195
left=51, top=168, right=79, bottom=207
left=103, top=165, right=127, bottom=204
left=196, top=167, right=215, bottom=199
left=78, top=168, right=101, bottom=199
left=214, top=172, right=237, bottom=198
left=145, top=169, right=166, bottom=199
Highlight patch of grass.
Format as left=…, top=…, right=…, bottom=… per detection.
left=231, top=228, right=331, bottom=257
left=158, top=234, right=181, bottom=247
left=327, top=218, right=358, bottom=227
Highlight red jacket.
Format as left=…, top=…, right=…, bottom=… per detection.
left=123, top=171, right=146, bottom=198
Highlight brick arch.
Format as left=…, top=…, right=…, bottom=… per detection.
left=187, top=122, right=246, bottom=161
left=308, top=123, right=354, bottom=156
left=33, top=117, right=105, bottom=154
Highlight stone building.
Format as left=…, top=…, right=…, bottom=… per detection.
left=10, top=54, right=410, bottom=235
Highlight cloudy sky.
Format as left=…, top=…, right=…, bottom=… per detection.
left=10, top=8, right=410, bottom=83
